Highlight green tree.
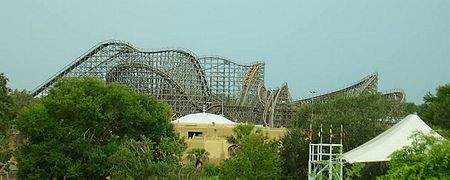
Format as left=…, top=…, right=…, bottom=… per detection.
left=109, top=135, right=186, bottom=179
left=345, top=163, right=366, bottom=180
left=226, top=123, right=258, bottom=156
left=15, top=77, right=177, bottom=179
left=0, top=73, right=15, bottom=166
left=378, top=132, right=450, bottom=179
left=420, top=84, right=450, bottom=137
left=220, top=124, right=282, bottom=179
left=186, top=148, right=209, bottom=171
left=0, top=73, right=12, bottom=135
left=282, top=92, right=406, bottom=179
left=9, top=89, right=35, bottom=120
left=202, top=163, right=220, bottom=177
left=0, top=74, right=36, bottom=133
left=281, top=128, right=310, bottom=179
left=0, top=74, right=35, bottom=177
left=404, top=102, right=421, bottom=115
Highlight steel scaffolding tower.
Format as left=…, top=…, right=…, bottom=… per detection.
left=308, top=125, right=343, bottom=180
left=308, top=143, right=343, bottom=180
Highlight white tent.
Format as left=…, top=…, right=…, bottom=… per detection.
left=343, top=114, right=441, bottom=164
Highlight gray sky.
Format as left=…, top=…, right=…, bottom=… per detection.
left=1, top=0, right=449, bottom=104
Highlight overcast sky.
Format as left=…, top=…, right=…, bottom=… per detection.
left=1, top=0, right=449, bottom=104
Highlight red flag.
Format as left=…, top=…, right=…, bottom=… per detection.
left=309, top=127, right=313, bottom=140
left=342, top=127, right=347, bottom=140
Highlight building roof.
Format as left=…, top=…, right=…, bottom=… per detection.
left=342, top=114, right=442, bottom=164
left=171, top=112, right=236, bottom=125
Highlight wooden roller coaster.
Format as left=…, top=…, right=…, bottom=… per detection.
left=33, top=40, right=405, bottom=127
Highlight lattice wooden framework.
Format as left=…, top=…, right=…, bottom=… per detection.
left=33, top=40, right=405, bottom=127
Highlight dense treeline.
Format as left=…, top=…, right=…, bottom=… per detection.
left=0, top=73, right=448, bottom=179
left=419, top=84, right=450, bottom=138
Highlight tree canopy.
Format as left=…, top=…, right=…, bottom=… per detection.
left=378, top=132, right=450, bottom=179
left=220, top=124, right=282, bottom=179
left=15, top=77, right=178, bottom=179
left=186, top=148, right=210, bottom=172
left=420, top=84, right=450, bottom=137
left=108, top=135, right=186, bottom=179
left=0, top=73, right=12, bottom=135
left=226, top=123, right=260, bottom=156
left=9, top=89, right=35, bottom=120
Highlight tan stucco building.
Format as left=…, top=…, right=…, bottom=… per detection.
left=171, top=112, right=286, bottom=164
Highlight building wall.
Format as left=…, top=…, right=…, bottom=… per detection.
left=172, top=123, right=286, bottom=164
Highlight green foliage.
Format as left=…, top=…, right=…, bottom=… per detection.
left=109, top=135, right=186, bottom=179
left=108, top=136, right=155, bottom=179
left=177, top=163, right=220, bottom=179
left=0, top=74, right=35, bottom=133
left=0, top=73, right=8, bottom=95
left=0, top=74, right=34, bottom=178
left=430, top=126, right=450, bottom=140
left=345, top=163, right=366, bottom=180
left=378, top=132, right=450, bottom=179
left=226, top=123, right=257, bottom=144
left=0, top=73, right=12, bottom=166
left=404, top=102, right=421, bottom=115
left=0, top=135, right=12, bottom=163
left=180, top=150, right=220, bottom=179
left=226, top=123, right=261, bottom=156
left=203, top=163, right=219, bottom=177
left=281, top=128, right=310, bottom=178
left=0, top=73, right=12, bottom=135
left=220, top=125, right=282, bottom=179
left=14, top=77, right=177, bottom=179
left=186, top=148, right=210, bottom=171
left=351, top=162, right=388, bottom=180
left=9, top=89, right=35, bottom=120
left=282, top=92, right=406, bottom=179
left=420, top=84, right=450, bottom=137
left=155, top=135, right=187, bottom=164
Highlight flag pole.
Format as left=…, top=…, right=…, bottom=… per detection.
left=319, top=124, right=323, bottom=162
left=330, top=124, right=333, bottom=144
left=320, top=124, right=323, bottom=144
